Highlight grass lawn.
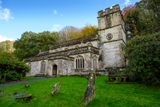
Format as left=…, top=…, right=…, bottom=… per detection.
left=0, top=76, right=160, bottom=107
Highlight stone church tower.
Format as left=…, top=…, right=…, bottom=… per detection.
left=98, top=4, right=126, bottom=69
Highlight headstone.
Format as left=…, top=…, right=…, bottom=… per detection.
left=0, top=89, right=4, bottom=97
left=51, top=82, right=60, bottom=96
left=24, top=83, right=31, bottom=88
left=13, top=92, right=32, bottom=102
left=83, top=73, right=96, bottom=105
left=108, top=68, right=128, bottom=83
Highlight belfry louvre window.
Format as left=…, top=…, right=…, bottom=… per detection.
left=76, top=56, right=84, bottom=69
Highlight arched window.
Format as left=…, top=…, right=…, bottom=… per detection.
left=93, top=56, right=97, bottom=69
left=40, top=60, right=46, bottom=73
left=28, top=62, right=31, bottom=71
left=75, top=56, right=84, bottom=69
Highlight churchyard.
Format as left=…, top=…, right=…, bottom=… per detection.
left=0, top=0, right=160, bottom=106
left=0, top=76, right=160, bottom=107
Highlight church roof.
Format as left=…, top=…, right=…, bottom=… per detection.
left=26, top=35, right=99, bottom=62
left=50, top=35, right=99, bottom=50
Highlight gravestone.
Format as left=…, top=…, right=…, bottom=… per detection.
left=83, top=73, right=96, bottom=105
left=24, top=83, right=31, bottom=88
left=13, top=92, right=32, bottom=102
left=51, top=82, right=60, bottom=96
left=0, top=89, right=4, bottom=97
left=108, top=67, right=127, bottom=83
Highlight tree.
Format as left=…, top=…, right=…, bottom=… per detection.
left=59, top=25, right=98, bottom=41
left=136, top=1, right=158, bottom=34
left=144, top=0, right=160, bottom=26
left=59, top=26, right=80, bottom=41
left=124, top=32, right=160, bottom=86
left=14, top=31, right=59, bottom=60
left=14, top=26, right=97, bottom=60
left=123, top=5, right=144, bottom=37
left=0, top=52, right=29, bottom=83
left=123, top=0, right=160, bottom=37
left=14, top=32, right=38, bottom=60
left=122, top=5, right=134, bottom=16
left=0, top=40, right=14, bottom=53
left=38, top=31, right=60, bottom=51
left=80, top=25, right=97, bottom=38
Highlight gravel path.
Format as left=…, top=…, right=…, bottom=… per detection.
left=0, top=77, right=49, bottom=87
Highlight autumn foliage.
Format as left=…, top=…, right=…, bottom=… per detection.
left=59, top=25, right=98, bottom=41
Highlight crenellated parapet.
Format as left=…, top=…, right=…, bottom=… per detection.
left=98, top=4, right=120, bottom=17
left=97, top=4, right=124, bottom=30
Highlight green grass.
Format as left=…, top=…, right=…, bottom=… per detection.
left=0, top=76, right=160, bottom=107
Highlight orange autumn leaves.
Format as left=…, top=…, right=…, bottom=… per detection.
left=59, top=25, right=98, bottom=41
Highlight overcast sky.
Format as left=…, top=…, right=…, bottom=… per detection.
left=0, top=0, right=138, bottom=42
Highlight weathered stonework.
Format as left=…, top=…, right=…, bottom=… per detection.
left=27, top=4, right=126, bottom=76
left=98, top=4, right=126, bottom=69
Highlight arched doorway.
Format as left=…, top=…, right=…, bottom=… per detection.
left=52, top=64, right=57, bottom=75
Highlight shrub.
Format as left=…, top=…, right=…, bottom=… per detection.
left=125, top=32, right=160, bottom=86
left=0, top=52, right=29, bottom=83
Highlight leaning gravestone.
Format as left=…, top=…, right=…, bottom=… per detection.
left=83, top=73, right=96, bottom=106
left=51, top=82, right=60, bottom=96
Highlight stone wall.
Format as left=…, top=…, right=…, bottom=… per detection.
left=102, top=40, right=125, bottom=68
left=99, top=25, right=126, bottom=43
left=27, top=45, right=100, bottom=76
left=47, top=59, right=74, bottom=76
left=28, top=61, right=41, bottom=76
left=27, top=60, right=49, bottom=76
left=70, top=53, right=99, bottom=72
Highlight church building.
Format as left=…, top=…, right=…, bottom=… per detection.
left=27, top=4, right=126, bottom=76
